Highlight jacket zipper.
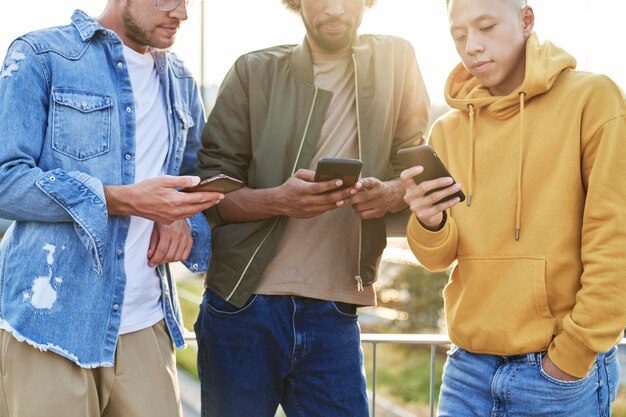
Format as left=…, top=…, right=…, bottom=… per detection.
left=352, top=54, right=364, bottom=292
left=226, top=88, right=320, bottom=302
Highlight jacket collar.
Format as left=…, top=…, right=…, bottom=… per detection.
left=290, top=35, right=372, bottom=85
left=71, top=9, right=107, bottom=42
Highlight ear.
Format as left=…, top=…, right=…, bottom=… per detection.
left=521, top=6, right=535, bottom=38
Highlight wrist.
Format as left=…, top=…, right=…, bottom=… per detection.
left=270, top=185, right=290, bottom=217
left=386, top=180, right=408, bottom=213
left=104, top=184, right=136, bottom=217
left=418, top=211, right=447, bottom=232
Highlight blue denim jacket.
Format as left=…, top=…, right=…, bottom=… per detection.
left=0, top=10, right=210, bottom=367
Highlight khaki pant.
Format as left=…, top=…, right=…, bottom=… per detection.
left=0, top=320, right=182, bottom=417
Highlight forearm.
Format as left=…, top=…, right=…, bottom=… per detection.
left=104, top=184, right=137, bottom=217
left=384, top=179, right=409, bottom=213
left=216, top=187, right=282, bottom=223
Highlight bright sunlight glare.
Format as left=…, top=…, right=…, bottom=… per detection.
left=2, top=1, right=624, bottom=106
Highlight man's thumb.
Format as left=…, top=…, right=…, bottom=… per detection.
left=174, top=176, right=201, bottom=188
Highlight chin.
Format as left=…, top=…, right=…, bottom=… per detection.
left=151, top=39, right=175, bottom=50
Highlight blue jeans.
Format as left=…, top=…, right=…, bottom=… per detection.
left=438, top=345, right=621, bottom=417
left=194, top=290, right=369, bottom=417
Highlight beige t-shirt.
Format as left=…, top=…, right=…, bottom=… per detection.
left=255, top=51, right=376, bottom=306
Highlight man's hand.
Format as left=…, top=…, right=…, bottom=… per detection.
left=541, top=354, right=580, bottom=381
left=273, top=169, right=356, bottom=218
left=401, top=166, right=461, bottom=229
left=347, top=178, right=405, bottom=220
left=105, top=175, right=224, bottom=224
left=147, top=220, right=192, bottom=267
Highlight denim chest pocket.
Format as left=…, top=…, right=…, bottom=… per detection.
left=174, top=106, right=194, bottom=131
left=173, top=106, right=193, bottom=153
left=51, top=89, right=113, bottom=160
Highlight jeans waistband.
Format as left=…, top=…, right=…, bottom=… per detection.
left=499, top=352, right=543, bottom=365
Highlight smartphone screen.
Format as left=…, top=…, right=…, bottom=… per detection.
left=180, top=174, right=244, bottom=193
left=314, top=157, right=363, bottom=192
left=397, top=146, right=465, bottom=204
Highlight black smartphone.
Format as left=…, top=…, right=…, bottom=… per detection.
left=397, top=145, right=465, bottom=204
left=314, top=157, right=363, bottom=192
left=180, top=173, right=245, bottom=194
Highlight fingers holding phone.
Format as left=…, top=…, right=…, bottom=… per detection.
left=402, top=170, right=461, bottom=228
left=347, top=177, right=399, bottom=220
left=179, top=173, right=244, bottom=194
left=294, top=169, right=348, bottom=196
left=398, top=146, right=464, bottom=229
left=105, top=175, right=225, bottom=224
left=313, top=158, right=362, bottom=193
left=276, top=169, right=355, bottom=218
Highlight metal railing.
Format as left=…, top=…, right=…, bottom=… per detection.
left=184, top=331, right=626, bottom=417
left=361, top=334, right=449, bottom=417
left=178, top=290, right=626, bottom=417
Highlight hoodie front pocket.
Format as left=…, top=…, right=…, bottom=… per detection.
left=51, top=89, right=112, bottom=161
left=443, top=256, right=555, bottom=355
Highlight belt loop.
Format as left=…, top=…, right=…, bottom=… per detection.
left=527, top=352, right=537, bottom=365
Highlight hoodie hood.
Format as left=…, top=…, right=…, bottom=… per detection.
left=445, top=32, right=576, bottom=119
left=444, top=33, right=576, bottom=240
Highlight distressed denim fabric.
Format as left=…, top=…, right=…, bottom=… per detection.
left=438, top=345, right=621, bottom=417
left=194, top=291, right=370, bottom=417
left=0, top=10, right=209, bottom=367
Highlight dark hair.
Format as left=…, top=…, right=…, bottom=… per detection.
left=282, top=0, right=377, bottom=13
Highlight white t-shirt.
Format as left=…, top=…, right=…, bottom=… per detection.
left=119, top=46, right=169, bottom=334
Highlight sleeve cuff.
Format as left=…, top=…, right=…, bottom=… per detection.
left=35, top=169, right=108, bottom=275
left=548, top=331, right=599, bottom=379
left=407, top=212, right=451, bottom=248
left=182, top=212, right=211, bottom=273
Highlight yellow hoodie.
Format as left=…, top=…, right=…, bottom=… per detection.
left=407, top=33, right=626, bottom=378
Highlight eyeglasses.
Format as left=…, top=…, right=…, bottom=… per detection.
left=156, top=0, right=204, bottom=12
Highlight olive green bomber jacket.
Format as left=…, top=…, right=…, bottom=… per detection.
left=196, top=35, right=430, bottom=307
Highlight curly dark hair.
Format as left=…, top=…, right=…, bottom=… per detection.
left=282, top=0, right=377, bottom=13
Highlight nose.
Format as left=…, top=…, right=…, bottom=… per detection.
left=325, top=0, right=345, bottom=16
left=465, top=31, right=484, bottom=56
left=169, top=0, right=188, bottom=21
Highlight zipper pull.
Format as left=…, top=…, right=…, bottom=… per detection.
left=355, top=276, right=364, bottom=292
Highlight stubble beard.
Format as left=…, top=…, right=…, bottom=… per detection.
left=122, top=1, right=173, bottom=50
left=304, top=18, right=356, bottom=53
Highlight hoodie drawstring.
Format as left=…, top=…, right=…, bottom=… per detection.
left=467, top=104, right=475, bottom=206
left=515, top=92, right=526, bottom=241
left=466, top=96, right=525, bottom=241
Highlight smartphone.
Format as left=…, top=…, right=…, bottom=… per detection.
left=314, top=157, right=363, bottom=192
left=397, top=145, right=466, bottom=204
left=180, top=173, right=244, bottom=194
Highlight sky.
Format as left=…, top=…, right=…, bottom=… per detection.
left=2, top=1, right=625, bottom=106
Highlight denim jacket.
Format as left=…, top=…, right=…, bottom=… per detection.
left=0, top=10, right=210, bottom=367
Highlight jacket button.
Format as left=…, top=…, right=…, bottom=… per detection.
left=117, top=62, right=123, bottom=69
left=192, top=263, right=199, bottom=271
left=126, top=107, right=132, bottom=113
left=113, top=304, right=119, bottom=310
left=125, top=154, right=131, bottom=160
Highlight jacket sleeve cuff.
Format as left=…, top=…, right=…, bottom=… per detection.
left=548, top=331, right=598, bottom=379
left=203, top=205, right=226, bottom=228
left=35, top=169, right=108, bottom=275
left=407, top=213, right=451, bottom=248
left=182, top=212, right=211, bottom=273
